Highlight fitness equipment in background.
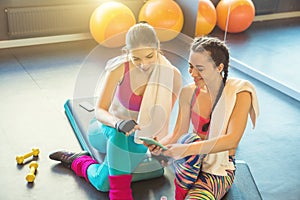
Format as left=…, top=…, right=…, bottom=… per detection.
left=89, top=1, right=136, bottom=48
left=216, top=0, right=255, bottom=33
left=138, top=0, right=184, bottom=42
left=195, top=0, right=217, bottom=36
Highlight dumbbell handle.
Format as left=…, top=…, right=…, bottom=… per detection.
left=23, top=152, right=34, bottom=158
left=24, top=148, right=39, bottom=157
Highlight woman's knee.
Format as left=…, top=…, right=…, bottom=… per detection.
left=177, top=133, right=202, bottom=144
left=173, top=133, right=204, bottom=189
left=87, top=119, right=109, bottom=153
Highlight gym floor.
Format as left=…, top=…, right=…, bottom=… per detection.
left=0, top=17, right=299, bottom=200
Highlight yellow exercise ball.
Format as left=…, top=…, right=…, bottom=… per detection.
left=138, top=0, right=184, bottom=42
left=195, top=0, right=217, bottom=36
left=89, top=2, right=136, bottom=48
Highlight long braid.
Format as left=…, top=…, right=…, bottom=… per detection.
left=218, top=43, right=229, bottom=85
left=191, top=37, right=230, bottom=85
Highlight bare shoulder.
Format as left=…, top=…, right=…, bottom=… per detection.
left=172, top=66, right=181, bottom=77
left=106, top=63, right=124, bottom=80
left=182, top=83, right=195, bottom=90
left=170, top=67, right=182, bottom=95
left=171, top=67, right=182, bottom=86
left=179, top=84, right=196, bottom=103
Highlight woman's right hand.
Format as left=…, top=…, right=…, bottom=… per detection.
left=127, top=124, right=141, bottom=136
left=115, top=119, right=141, bottom=136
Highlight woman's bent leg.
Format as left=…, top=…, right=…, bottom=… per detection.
left=173, top=133, right=203, bottom=200
left=105, top=127, right=146, bottom=200
left=187, top=166, right=235, bottom=199
left=86, top=124, right=131, bottom=192
left=87, top=124, right=147, bottom=199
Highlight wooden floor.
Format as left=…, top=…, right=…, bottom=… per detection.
left=0, top=17, right=300, bottom=200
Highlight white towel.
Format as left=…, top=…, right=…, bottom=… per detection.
left=202, top=78, right=259, bottom=176
left=104, top=53, right=181, bottom=143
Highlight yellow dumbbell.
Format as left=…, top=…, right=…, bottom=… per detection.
left=26, top=161, right=39, bottom=183
left=16, top=148, right=40, bottom=164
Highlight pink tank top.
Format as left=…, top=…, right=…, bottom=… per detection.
left=190, top=87, right=210, bottom=135
left=116, top=62, right=143, bottom=112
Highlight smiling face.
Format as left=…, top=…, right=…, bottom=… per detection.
left=189, top=50, right=222, bottom=88
left=129, top=48, right=158, bottom=72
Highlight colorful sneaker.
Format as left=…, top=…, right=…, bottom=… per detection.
left=49, top=150, right=90, bottom=168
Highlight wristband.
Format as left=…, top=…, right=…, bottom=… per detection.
left=115, top=120, right=137, bottom=134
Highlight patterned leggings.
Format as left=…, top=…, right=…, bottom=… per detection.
left=174, top=133, right=235, bottom=200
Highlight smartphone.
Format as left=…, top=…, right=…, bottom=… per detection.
left=139, top=137, right=168, bottom=150
left=79, top=101, right=95, bottom=112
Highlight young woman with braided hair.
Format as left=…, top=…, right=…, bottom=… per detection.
left=149, top=36, right=259, bottom=199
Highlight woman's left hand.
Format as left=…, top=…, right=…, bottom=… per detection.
left=162, top=143, right=190, bottom=160
left=148, top=144, right=163, bottom=156
left=144, top=137, right=162, bottom=156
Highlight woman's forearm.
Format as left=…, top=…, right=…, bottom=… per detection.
left=160, top=133, right=178, bottom=145
left=95, top=109, right=120, bottom=128
left=170, top=128, right=185, bottom=144
left=187, top=135, right=237, bottom=156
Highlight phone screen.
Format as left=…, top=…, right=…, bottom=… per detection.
left=79, top=102, right=94, bottom=112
